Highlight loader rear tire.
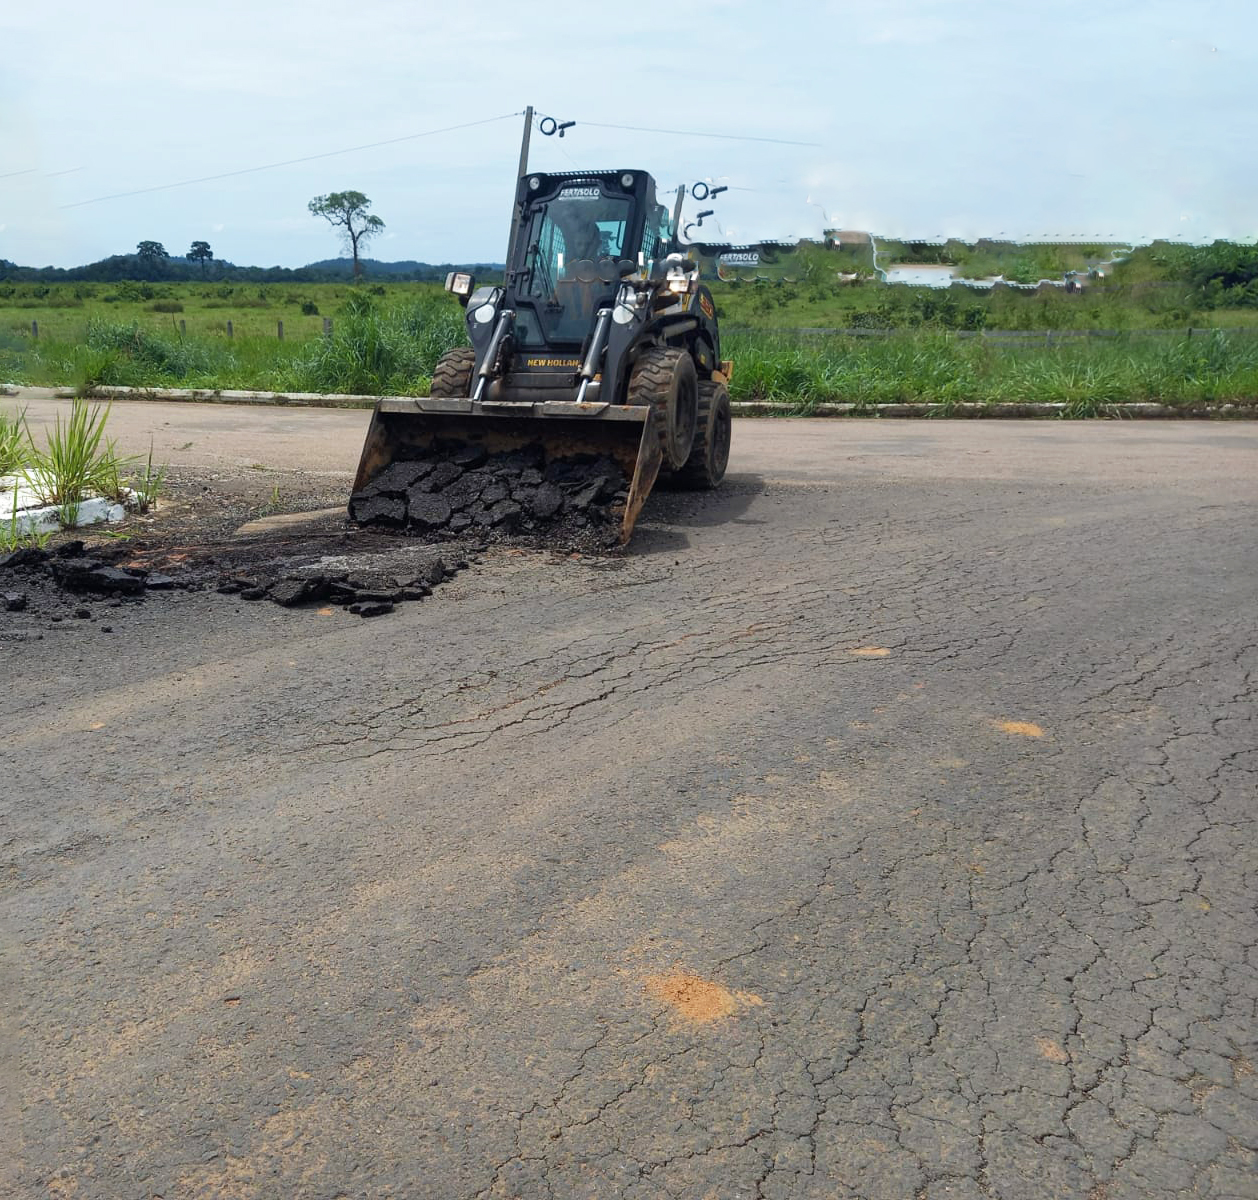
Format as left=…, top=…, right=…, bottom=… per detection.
left=677, top=380, right=731, bottom=489
left=430, top=347, right=476, bottom=398
left=627, top=347, right=698, bottom=472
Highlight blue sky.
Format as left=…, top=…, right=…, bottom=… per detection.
left=1, top=0, right=1254, bottom=268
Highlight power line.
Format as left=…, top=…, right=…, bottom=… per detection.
left=2, top=166, right=84, bottom=180
left=59, top=113, right=523, bottom=210
left=578, top=120, right=820, bottom=148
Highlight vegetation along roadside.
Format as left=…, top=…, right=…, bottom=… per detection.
left=2, top=237, right=1257, bottom=413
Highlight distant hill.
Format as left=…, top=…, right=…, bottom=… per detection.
left=304, top=258, right=504, bottom=281
left=0, top=255, right=504, bottom=284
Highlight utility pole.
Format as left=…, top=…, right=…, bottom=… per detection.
left=505, top=105, right=533, bottom=276
left=670, top=184, right=687, bottom=253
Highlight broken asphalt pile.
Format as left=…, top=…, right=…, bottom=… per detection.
left=3, top=446, right=635, bottom=633
left=215, top=545, right=466, bottom=618
left=0, top=541, right=181, bottom=631
left=0, top=536, right=471, bottom=629
left=349, top=443, right=626, bottom=549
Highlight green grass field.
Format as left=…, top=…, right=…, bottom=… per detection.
left=0, top=280, right=439, bottom=344
left=2, top=280, right=1255, bottom=410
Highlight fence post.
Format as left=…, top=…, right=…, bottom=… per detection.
left=277, top=320, right=284, bottom=341
left=179, top=319, right=187, bottom=336
left=31, top=320, right=38, bottom=340
left=322, top=317, right=333, bottom=337
left=226, top=320, right=234, bottom=339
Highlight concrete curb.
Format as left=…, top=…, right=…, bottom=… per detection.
left=728, top=400, right=1258, bottom=419
left=1, top=469, right=131, bottom=536
left=81, top=385, right=380, bottom=410
left=6, top=383, right=1254, bottom=419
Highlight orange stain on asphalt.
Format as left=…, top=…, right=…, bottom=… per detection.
left=1035, top=1037, right=1070, bottom=1064
left=646, top=973, right=764, bottom=1023
left=996, top=720, right=1045, bottom=737
left=849, top=647, right=890, bottom=657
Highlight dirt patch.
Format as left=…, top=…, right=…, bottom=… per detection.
left=995, top=719, right=1045, bottom=737
left=645, top=973, right=764, bottom=1023
left=848, top=646, right=890, bottom=657
left=1035, top=1036, right=1070, bottom=1064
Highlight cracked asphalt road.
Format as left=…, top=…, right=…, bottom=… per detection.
left=3, top=404, right=1257, bottom=1199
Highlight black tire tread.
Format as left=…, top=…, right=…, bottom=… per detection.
left=626, top=346, right=697, bottom=471
left=677, top=380, right=731, bottom=489
left=430, top=347, right=476, bottom=398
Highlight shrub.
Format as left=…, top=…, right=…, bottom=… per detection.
left=294, top=292, right=465, bottom=395
left=79, top=320, right=218, bottom=384
left=108, top=281, right=155, bottom=302
left=24, top=398, right=116, bottom=506
left=150, top=300, right=185, bottom=313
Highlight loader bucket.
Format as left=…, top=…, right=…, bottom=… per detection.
left=351, top=398, right=663, bottom=544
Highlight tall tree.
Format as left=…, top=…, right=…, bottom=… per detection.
left=308, top=191, right=385, bottom=280
left=135, top=240, right=171, bottom=281
left=187, top=240, right=214, bottom=277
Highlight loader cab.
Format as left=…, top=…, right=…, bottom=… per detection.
left=508, top=170, right=668, bottom=349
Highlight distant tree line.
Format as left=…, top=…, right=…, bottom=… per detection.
left=0, top=188, right=493, bottom=285
left=3, top=229, right=1254, bottom=307
left=0, top=251, right=503, bottom=285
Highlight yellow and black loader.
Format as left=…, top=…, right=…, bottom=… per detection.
left=352, top=169, right=732, bottom=543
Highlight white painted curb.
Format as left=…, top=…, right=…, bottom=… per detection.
left=10, top=496, right=127, bottom=537
left=2, top=474, right=132, bottom=536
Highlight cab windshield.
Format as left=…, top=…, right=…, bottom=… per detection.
left=516, top=186, right=634, bottom=346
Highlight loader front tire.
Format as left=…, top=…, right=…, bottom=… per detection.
left=430, top=347, right=476, bottom=398
left=677, top=380, right=731, bottom=489
left=627, top=347, right=698, bottom=472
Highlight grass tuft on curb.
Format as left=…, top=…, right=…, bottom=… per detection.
left=0, top=407, right=28, bottom=475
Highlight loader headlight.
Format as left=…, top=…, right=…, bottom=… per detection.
left=445, top=271, right=475, bottom=298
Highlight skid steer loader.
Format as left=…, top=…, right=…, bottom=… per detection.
left=350, top=169, right=732, bottom=543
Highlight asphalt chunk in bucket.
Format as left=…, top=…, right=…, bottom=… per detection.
left=349, top=443, right=628, bottom=551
